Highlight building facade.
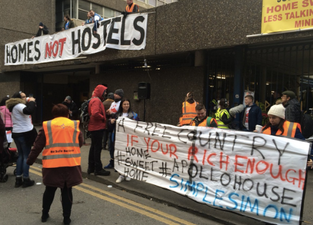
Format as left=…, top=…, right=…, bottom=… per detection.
left=1, top=0, right=313, bottom=125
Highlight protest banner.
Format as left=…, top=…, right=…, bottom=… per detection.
left=115, top=118, right=311, bottom=225
left=262, top=0, right=313, bottom=34
left=4, top=13, right=148, bottom=66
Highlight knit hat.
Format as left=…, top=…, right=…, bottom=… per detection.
left=65, top=96, right=72, bottom=101
left=39, top=22, right=44, bottom=26
left=107, top=92, right=114, bottom=100
left=268, top=104, right=285, bottom=119
left=114, top=89, right=124, bottom=98
left=282, top=90, right=296, bottom=99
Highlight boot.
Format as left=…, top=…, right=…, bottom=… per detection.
left=22, top=178, right=35, bottom=188
left=41, top=211, right=49, bottom=222
left=63, top=217, right=71, bottom=225
left=94, top=169, right=110, bottom=176
left=87, top=168, right=94, bottom=175
left=14, top=177, right=23, bottom=188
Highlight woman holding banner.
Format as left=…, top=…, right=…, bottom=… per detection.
left=108, top=98, right=139, bottom=183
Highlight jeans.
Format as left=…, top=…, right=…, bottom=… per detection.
left=14, top=135, right=31, bottom=178
left=88, top=129, right=104, bottom=171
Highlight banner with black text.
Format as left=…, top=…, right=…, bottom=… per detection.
left=5, top=14, right=148, bottom=66
left=115, top=118, right=311, bottom=225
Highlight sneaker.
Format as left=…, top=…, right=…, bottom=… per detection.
left=22, top=178, right=35, bottom=188
left=125, top=177, right=131, bottom=181
left=94, top=169, right=110, bottom=176
left=116, top=175, right=125, bottom=183
left=104, top=163, right=114, bottom=169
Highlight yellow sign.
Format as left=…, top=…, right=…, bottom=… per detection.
left=262, top=0, right=313, bottom=34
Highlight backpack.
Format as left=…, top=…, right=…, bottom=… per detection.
left=300, top=112, right=313, bottom=138
left=80, top=99, right=91, bottom=126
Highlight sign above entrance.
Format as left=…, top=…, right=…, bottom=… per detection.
left=4, top=14, right=148, bottom=66
left=261, top=0, right=313, bottom=34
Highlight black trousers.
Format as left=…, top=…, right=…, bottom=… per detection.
left=88, top=129, right=104, bottom=171
left=42, top=184, right=72, bottom=219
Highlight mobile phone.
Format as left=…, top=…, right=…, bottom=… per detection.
left=29, top=94, right=33, bottom=97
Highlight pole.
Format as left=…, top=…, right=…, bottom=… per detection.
left=144, top=99, right=146, bottom=121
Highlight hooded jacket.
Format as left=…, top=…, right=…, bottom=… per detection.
left=88, top=85, right=107, bottom=131
left=284, top=98, right=301, bottom=123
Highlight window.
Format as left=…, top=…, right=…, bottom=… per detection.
left=148, top=0, right=156, bottom=6
left=79, top=0, right=90, bottom=11
left=91, top=3, right=103, bottom=17
left=104, top=8, right=115, bottom=18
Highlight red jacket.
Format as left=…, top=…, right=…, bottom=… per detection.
left=88, top=85, right=107, bottom=131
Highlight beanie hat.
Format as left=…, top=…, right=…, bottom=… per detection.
left=114, top=89, right=124, bottom=98
left=39, top=22, right=44, bottom=26
left=268, top=104, right=285, bottom=119
left=282, top=90, right=296, bottom=99
left=107, top=92, right=114, bottom=100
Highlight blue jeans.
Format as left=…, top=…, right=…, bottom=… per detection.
left=14, top=136, right=31, bottom=178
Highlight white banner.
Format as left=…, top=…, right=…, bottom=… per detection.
left=115, top=118, right=311, bottom=225
left=4, top=14, right=148, bottom=66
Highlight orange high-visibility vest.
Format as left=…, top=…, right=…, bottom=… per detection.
left=42, top=117, right=81, bottom=168
left=262, top=121, right=301, bottom=138
left=179, top=101, right=198, bottom=126
left=126, top=3, right=139, bottom=13
left=190, top=117, right=217, bottom=127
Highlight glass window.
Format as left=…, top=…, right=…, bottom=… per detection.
left=91, top=3, right=103, bottom=17
left=72, top=0, right=78, bottom=19
left=104, top=8, right=114, bottom=18
left=79, top=9, right=89, bottom=20
left=79, top=0, right=90, bottom=11
left=64, top=0, right=71, bottom=9
left=148, top=0, right=156, bottom=6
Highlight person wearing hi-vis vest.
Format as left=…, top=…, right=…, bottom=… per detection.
left=126, top=0, right=139, bottom=13
left=27, top=104, right=83, bottom=225
left=215, top=98, right=233, bottom=129
left=190, top=103, right=218, bottom=127
left=178, top=92, right=199, bottom=126
left=260, top=104, right=303, bottom=139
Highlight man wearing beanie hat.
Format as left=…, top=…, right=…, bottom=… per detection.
left=32, top=22, right=49, bottom=38
left=62, top=95, right=78, bottom=119
left=281, top=90, right=301, bottom=123
left=104, top=89, right=124, bottom=168
left=261, top=104, right=304, bottom=139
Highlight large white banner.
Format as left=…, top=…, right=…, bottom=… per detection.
left=4, top=14, right=148, bottom=66
left=115, top=118, right=311, bottom=225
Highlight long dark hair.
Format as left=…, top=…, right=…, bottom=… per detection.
left=262, top=119, right=285, bottom=134
left=0, top=96, right=9, bottom=106
left=118, top=98, right=132, bottom=114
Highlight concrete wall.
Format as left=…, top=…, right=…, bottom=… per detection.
left=90, top=66, right=205, bottom=125
left=5, top=0, right=313, bottom=72
left=0, top=0, right=55, bottom=73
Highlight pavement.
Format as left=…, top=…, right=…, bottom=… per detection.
left=11, top=127, right=313, bottom=225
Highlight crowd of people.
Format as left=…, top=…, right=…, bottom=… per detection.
left=31, top=0, right=140, bottom=38
left=0, top=85, right=313, bottom=224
